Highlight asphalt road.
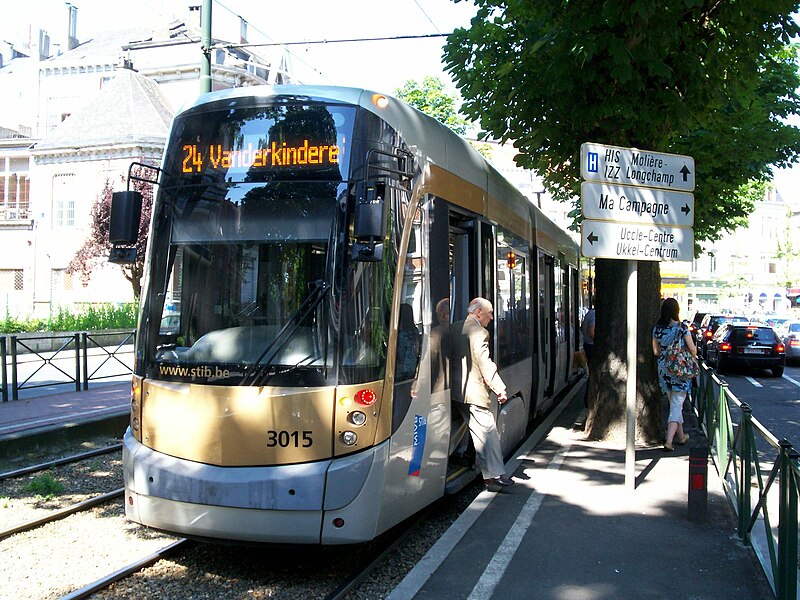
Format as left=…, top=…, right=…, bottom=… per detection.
left=706, top=359, right=800, bottom=451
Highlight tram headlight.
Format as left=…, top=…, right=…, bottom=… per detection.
left=349, top=411, right=367, bottom=426
left=341, top=431, right=358, bottom=446
left=131, top=375, right=143, bottom=439
left=372, top=94, right=389, bottom=109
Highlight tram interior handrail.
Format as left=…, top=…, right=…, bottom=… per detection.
left=693, top=362, right=799, bottom=599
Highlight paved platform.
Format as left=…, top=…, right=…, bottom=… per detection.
left=0, top=380, right=130, bottom=443
left=389, top=387, right=773, bottom=600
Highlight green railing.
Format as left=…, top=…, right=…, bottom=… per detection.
left=693, top=362, right=799, bottom=599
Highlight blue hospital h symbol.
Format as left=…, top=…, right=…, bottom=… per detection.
left=587, top=152, right=598, bottom=173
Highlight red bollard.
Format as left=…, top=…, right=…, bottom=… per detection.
left=688, top=441, right=708, bottom=521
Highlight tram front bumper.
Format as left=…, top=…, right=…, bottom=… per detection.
left=122, top=429, right=387, bottom=543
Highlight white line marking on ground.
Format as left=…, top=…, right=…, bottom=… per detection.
left=467, top=443, right=572, bottom=600
left=745, top=376, right=762, bottom=388
left=386, top=380, right=584, bottom=600
left=783, top=374, right=800, bottom=388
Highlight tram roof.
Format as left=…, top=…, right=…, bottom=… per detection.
left=176, top=85, right=577, bottom=263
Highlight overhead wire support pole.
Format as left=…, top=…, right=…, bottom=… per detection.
left=200, top=0, right=213, bottom=94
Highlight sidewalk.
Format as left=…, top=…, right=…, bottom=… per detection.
left=390, top=388, right=773, bottom=599
left=0, top=381, right=130, bottom=449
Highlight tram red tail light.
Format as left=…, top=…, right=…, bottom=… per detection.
left=355, top=388, right=377, bottom=405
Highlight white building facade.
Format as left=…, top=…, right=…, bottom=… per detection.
left=0, top=7, right=295, bottom=320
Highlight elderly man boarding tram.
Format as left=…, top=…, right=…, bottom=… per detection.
left=452, top=298, right=515, bottom=490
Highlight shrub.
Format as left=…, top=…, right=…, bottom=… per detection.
left=0, top=304, right=136, bottom=334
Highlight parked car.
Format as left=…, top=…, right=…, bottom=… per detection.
left=688, top=311, right=707, bottom=343
left=706, top=323, right=786, bottom=377
left=765, top=315, right=794, bottom=337
left=696, top=313, right=749, bottom=358
left=782, top=321, right=800, bottom=364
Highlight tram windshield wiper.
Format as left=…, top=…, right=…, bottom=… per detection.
left=246, top=280, right=328, bottom=386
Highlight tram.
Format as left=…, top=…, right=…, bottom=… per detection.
left=114, top=85, right=581, bottom=544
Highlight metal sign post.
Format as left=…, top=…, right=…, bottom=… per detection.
left=626, top=261, right=637, bottom=489
left=580, top=142, right=695, bottom=490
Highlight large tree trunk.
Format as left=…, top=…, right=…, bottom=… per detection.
left=584, top=258, right=663, bottom=443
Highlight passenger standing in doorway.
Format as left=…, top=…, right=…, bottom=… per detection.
left=652, top=297, right=696, bottom=451
left=580, top=306, right=596, bottom=408
left=451, top=298, right=514, bottom=489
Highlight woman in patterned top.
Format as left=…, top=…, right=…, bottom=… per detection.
left=651, top=297, right=697, bottom=451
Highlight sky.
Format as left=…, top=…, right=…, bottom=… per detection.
left=1, top=0, right=478, bottom=95
left=3, top=0, right=800, bottom=200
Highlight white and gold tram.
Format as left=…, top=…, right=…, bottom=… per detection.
left=116, top=85, right=581, bottom=544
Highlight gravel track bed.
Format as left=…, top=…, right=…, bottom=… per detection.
left=95, top=482, right=483, bottom=599
left=0, top=438, right=124, bottom=530
left=0, top=433, right=485, bottom=599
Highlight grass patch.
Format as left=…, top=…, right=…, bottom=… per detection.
left=23, top=473, right=65, bottom=498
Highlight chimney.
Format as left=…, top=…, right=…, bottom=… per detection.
left=188, top=6, right=202, bottom=30
left=67, top=3, right=78, bottom=51
left=38, top=30, right=51, bottom=60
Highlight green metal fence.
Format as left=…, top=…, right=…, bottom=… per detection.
left=693, top=362, right=799, bottom=599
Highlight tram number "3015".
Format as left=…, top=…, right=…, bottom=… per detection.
left=266, top=430, right=313, bottom=448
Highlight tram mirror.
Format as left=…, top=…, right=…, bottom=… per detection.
left=353, top=182, right=387, bottom=240
left=109, top=191, right=143, bottom=245
left=352, top=240, right=384, bottom=262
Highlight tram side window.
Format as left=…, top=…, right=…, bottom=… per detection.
left=496, top=229, right=530, bottom=368
left=393, top=204, right=424, bottom=382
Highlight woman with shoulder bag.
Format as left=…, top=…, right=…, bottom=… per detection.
left=652, top=297, right=697, bottom=451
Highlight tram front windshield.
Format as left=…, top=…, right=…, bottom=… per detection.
left=139, top=101, right=355, bottom=387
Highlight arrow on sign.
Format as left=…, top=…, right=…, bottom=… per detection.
left=680, top=164, right=691, bottom=182
left=681, top=203, right=691, bottom=215
left=587, top=231, right=599, bottom=245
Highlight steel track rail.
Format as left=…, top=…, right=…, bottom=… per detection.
left=0, top=444, right=123, bottom=481
left=0, top=488, right=124, bottom=541
left=58, top=538, right=191, bottom=600
left=324, top=504, right=437, bottom=600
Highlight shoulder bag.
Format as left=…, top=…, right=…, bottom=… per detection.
left=664, top=327, right=699, bottom=380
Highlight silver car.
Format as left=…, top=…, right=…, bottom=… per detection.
left=782, top=321, right=800, bottom=363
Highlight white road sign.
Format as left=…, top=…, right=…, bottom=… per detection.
left=581, top=220, right=694, bottom=261
left=581, top=142, right=695, bottom=192
left=581, top=181, right=695, bottom=227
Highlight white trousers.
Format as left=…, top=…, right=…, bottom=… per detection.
left=465, top=403, right=505, bottom=480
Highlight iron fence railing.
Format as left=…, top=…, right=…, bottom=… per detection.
left=693, top=361, right=799, bottom=599
left=0, top=331, right=134, bottom=402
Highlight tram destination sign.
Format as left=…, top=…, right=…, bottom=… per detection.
left=581, top=220, right=694, bottom=262
left=581, top=142, right=695, bottom=192
left=581, top=181, right=694, bottom=227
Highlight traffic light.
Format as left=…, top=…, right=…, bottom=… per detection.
left=506, top=250, right=517, bottom=269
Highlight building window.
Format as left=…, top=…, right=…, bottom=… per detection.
left=52, top=173, right=76, bottom=228
left=51, top=269, right=73, bottom=291
left=769, top=262, right=777, bottom=274
left=0, top=156, right=30, bottom=220
left=709, top=254, right=716, bottom=274
left=0, top=269, right=24, bottom=291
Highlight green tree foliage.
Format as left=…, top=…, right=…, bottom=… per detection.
left=395, top=76, right=469, bottom=135
left=68, top=165, right=154, bottom=300
left=444, top=1, right=800, bottom=440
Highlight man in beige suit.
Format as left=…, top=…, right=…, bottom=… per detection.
left=452, top=297, right=515, bottom=489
